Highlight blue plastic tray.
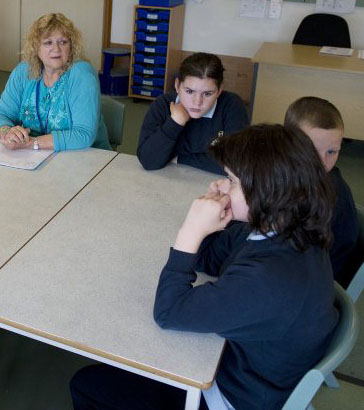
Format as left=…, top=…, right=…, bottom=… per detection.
left=135, top=53, right=166, bottom=65
left=133, top=64, right=166, bottom=76
left=132, top=85, right=164, bottom=98
left=136, top=20, right=169, bottom=32
left=133, top=75, right=165, bottom=87
left=135, top=42, right=167, bottom=54
left=139, top=0, right=184, bottom=6
left=137, top=9, right=170, bottom=21
left=135, top=31, right=168, bottom=43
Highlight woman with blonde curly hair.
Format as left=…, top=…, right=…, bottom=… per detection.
left=0, top=13, right=110, bottom=151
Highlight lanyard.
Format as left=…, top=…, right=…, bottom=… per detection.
left=35, top=79, right=52, bottom=135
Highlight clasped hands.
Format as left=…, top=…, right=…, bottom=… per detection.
left=174, top=179, right=233, bottom=253
left=0, top=126, right=32, bottom=150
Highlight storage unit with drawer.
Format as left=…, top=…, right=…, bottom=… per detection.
left=129, top=4, right=185, bottom=100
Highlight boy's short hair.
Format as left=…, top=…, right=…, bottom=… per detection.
left=284, top=96, right=344, bottom=131
left=209, top=124, right=334, bottom=251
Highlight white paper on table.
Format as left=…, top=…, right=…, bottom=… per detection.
left=0, top=144, right=54, bottom=170
left=358, top=50, right=364, bottom=60
left=319, top=46, right=354, bottom=56
left=315, top=0, right=356, bottom=14
left=240, top=0, right=267, bottom=18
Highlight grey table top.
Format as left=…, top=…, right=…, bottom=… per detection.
left=0, top=148, right=117, bottom=268
left=0, top=154, right=225, bottom=389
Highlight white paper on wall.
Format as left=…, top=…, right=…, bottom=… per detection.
left=240, top=0, right=267, bottom=18
left=315, top=0, right=356, bottom=14
left=269, top=0, right=283, bottom=18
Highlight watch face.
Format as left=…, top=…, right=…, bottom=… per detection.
left=33, top=141, right=39, bottom=150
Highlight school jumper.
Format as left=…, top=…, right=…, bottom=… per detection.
left=330, top=166, right=358, bottom=287
left=137, top=91, right=249, bottom=175
left=0, top=61, right=110, bottom=151
left=154, top=223, right=338, bottom=410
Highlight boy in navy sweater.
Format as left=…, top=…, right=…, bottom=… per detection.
left=284, top=97, right=358, bottom=287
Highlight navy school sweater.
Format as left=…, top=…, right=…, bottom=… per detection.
left=329, top=166, right=359, bottom=287
left=137, top=91, right=249, bottom=175
left=154, top=223, right=338, bottom=410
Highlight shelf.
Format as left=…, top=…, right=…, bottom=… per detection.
left=128, top=4, right=185, bottom=100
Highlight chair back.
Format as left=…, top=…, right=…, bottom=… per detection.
left=282, top=282, right=359, bottom=410
left=293, top=13, right=351, bottom=48
left=346, top=205, right=364, bottom=302
left=101, top=95, right=125, bottom=149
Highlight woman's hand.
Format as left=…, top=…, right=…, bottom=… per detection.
left=1, top=126, right=30, bottom=146
left=0, top=126, right=32, bottom=150
left=174, top=193, right=233, bottom=253
left=170, top=102, right=190, bottom=126
left=0, top=127, right=34, bottom=150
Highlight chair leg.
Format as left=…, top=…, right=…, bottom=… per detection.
left=324, top=372, right=340, bottom=389
left=346, top=262, right=364, bottom=303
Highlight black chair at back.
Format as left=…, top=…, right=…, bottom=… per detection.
left=293, top=13, right=351, bottom=48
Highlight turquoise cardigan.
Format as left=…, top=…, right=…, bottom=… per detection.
left=0, top=61, right=111, bottom=151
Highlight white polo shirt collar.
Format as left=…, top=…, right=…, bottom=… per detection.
left=247, top=231, right=276, bottom=241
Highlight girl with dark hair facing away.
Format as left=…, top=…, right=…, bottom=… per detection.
left=137, top=52, right=249, bottom=175
left=70, top=124, right=338, bottom=410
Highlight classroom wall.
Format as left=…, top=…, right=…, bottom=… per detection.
left=0, top=0, right=21, bottom=71
left=111, top=0, right=364, bottom=58
left=0, top=0, right=104, bottom=72
left=20, top=0, right=104, bottom=70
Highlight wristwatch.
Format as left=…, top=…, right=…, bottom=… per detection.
left=33, top=138, right=40, bottom=150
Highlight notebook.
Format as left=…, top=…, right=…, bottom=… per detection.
left=0, top=144, right=54, bottom=170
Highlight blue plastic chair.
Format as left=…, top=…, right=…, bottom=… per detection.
left=346, top=205, right=364, bottom=303
left=101, top=95, right=125, bottom=150
left=321, top=204, right=364, bottom=391
left=347, top=262, right=364, bottom=304
left=281, top=282, right=359, bottom=410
